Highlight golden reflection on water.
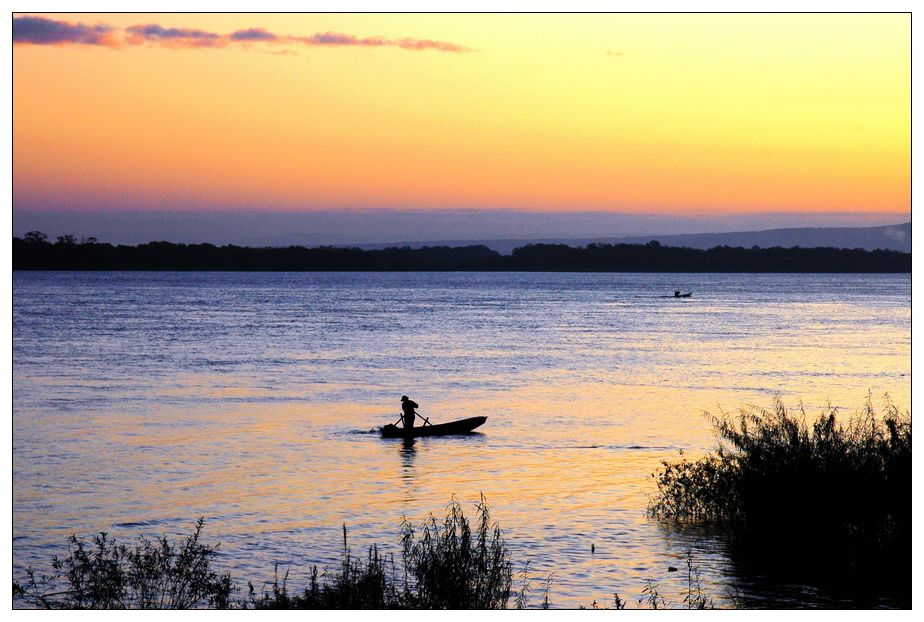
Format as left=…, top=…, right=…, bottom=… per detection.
left=184, top=378, right=907, bottom=602
left=19, top=376, right=911, bottom=606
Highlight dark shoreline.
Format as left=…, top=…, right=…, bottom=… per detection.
left=13, top=236, right=912, bottom=273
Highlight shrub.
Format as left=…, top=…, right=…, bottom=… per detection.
left=649, top=394, right=911, bottom=566
left=248, top=526, right=404, bottom=609
left=400, top=495, right=512, bottom=609
left=13, top=518, right=233, bottom=609
left=250, top=495, right=514, bottom=609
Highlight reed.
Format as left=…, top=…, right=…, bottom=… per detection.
left=649, top=394, right=911, bottom=571
left=16, top=506, right=724, bottom=609
left=247, top=537, right=403, bottom=609
left=15, top=497, right=519, bottom=610
left=250, top=494, right=514, bottom=609
left=13, top=518, right=234, bottom=609
left=400, top=494, right=513, bottom=608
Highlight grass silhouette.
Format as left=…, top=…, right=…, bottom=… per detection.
left=13, top=518, right=233, bottom=609
left=249, top=495, right=514, bottom=609
left=649, top=393, right=910, bottom=601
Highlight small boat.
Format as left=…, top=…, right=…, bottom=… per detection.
left=661, top=291, right=693, bottom=298
left=381, top=416, right=487, bottom=438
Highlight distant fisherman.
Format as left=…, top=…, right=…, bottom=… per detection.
left=401, top=395, right=419, bottom=432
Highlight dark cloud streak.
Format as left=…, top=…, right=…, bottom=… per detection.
left=125, top=24, right=225, bottom=48
left=13, top=16, right=119, bottom=47
left=13, top=16, right=471, bottom=53
left=396, top=37, right=471, bottom=53
left=297, top=31, right=387, bottom=46
left=230, top=28, right=279, bottom=42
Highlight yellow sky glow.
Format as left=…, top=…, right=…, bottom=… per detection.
left=13, top=13, right=910, bottom=214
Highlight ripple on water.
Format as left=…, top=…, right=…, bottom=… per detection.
left=12, top=272, right=910, bottom=608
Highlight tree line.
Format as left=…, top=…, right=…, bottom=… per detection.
left=12, top=232, right=911, bottom=272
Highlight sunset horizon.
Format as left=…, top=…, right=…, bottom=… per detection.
left=14, top=13, right=910, bottom=224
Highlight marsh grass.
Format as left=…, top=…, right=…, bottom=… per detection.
left=250, top=494, right=515, bottom=609
left=16, top=502, right=723, bottom=609
left=682, top=551, right=713, bottom=609
left=16, top=497, right=520, bottom=610
left=574, top=551, right=715, bottom=610
left=13, top=518, right=233, bottom=609
left=247, top=531, right=403, bottom=609
left=400, top=495, right=513, bottom=608
left=649, top=394, right=911, bottom=577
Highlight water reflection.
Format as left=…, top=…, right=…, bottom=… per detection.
left=654, top=520, right=909, bottom=609
left=12, top=272, right=911, bottom=608
left=399, top=437, right=417, bottom=478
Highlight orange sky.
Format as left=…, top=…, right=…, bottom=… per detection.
left=13, top=13, right=911, bottom=215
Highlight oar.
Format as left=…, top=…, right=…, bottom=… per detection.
left=393, top=411, right=432, bottom=427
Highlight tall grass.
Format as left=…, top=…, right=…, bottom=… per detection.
left=399, top=495, right=513, bottom=608
left=649, top=394, right=911, bottom=571
left=249, top=496, right=514, bottom=609
left=581, top=554, right=713, bottom=611
left=13, top=518, right=234, bottom=609
left=16, top=498, right=517, bottom=610
left=247, top=531, right=403, bottom=609
left=15, top=496, right=726, bottom=609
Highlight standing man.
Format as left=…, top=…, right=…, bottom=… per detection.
left=401, top=395, right=419, bottom=432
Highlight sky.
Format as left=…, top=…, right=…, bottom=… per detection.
left=12, top=13, right=911, bottom=243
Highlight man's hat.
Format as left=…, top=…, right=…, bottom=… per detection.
left=401, top=395, right=408, bottom=401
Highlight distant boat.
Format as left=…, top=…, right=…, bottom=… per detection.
left=663, top=290, right=692, bottom=298
left=381, top=416, right=487, bottom=438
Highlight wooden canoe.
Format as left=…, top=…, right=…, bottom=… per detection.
left=381, top=416, right=487, bottom=438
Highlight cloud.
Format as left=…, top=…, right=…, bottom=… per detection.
left=396, top=38, right=471, bottom=53
left=12, top=16, right=120, bottom=47
left=125, top=24, right=226, bottom=48
left=13, top=16, right=471, bottom=53
left=293, top=31, right=471, bottom=52
left=298, top=31, right=388, bottom=46
left=230, top=28, right=280, bottom=42
left=606, top=50, right=625, bottom=57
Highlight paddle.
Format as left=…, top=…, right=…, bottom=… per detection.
left=392, top=411, right=432, bottom=427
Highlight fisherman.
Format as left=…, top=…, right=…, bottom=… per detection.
left=401, top=395, right=419, bottom=431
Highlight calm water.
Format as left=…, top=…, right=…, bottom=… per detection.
left=13, top=271, right=910, bottom=608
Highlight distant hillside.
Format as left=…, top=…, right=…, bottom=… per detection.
left=615, top=222, right=911, bottom=253
left=358, top=222, right=911, bottom=255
